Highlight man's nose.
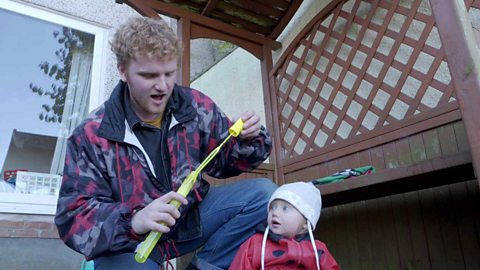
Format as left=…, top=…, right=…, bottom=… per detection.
left=154, top=76, right=167, bottom=90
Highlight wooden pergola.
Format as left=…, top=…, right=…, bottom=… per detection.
left=117, top=0, right=480, bottom=199
left=115, top=0, right=480, bottom=268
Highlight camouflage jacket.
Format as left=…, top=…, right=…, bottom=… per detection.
left=54, top=81, right=272, bottom=262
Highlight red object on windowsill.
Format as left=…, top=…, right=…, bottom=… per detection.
left=3, top=169, right=28, bottom=181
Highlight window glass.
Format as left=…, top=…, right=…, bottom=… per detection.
left=0, top=1, right=106, bottom=214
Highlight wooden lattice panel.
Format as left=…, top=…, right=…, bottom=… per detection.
left=468, top=0, right=480, bottom=40
left=273, top=0, right=463, bottom=159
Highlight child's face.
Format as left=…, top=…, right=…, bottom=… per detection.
left=268, top=199, right=308, bottom=239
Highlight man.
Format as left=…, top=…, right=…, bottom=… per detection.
left=54, top=16, right=276, bottom=270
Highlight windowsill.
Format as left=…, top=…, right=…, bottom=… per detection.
left=0, top=193, right=57, bottom=215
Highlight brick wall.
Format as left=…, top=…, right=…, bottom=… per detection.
left=0, top=213, right=59, bottom=239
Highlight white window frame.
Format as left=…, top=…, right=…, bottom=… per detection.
left=0, top=0, right=107, bottom=215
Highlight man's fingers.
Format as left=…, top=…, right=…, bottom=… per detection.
left=150, top=212, right=177, bottom=226
left=147, top=219, right=172, bottom=233
left=237, top=111, right=261, bottom=140
left=131, top=191, right=188, bottom=234
left=155, top=191, right=188, bottom=205
left=147, top=203, right=181, bottom=219
left=240, top=110, right=254, bottom=121
left=244, top=116, right=260, bottom=132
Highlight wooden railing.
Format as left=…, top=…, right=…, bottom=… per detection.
left=268, top=0, right=479, bottom=195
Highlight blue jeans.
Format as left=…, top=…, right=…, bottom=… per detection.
left=94, top=178, right=277, bottom=270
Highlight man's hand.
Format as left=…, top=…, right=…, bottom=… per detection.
left=131, top=191, right=188, bottom=235
left=236, top=111, right=261, bottom=141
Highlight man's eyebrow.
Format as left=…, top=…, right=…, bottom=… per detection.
left=137, top=71, right=158, bottom=75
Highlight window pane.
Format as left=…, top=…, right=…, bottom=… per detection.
left=0, top=7, right=95, bottom=196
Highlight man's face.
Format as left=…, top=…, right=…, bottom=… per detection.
left=118, top=54, right=177, bottom=122
left=268, top=199, right=308, bottom=239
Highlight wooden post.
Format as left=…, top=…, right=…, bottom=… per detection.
left=178, top=17, right=191, bottom=87
left=430, top=0, right=480, bottom=184
left=261, top=45, right=281, bottom=184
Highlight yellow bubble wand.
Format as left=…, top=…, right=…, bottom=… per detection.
left=134, top=119, right=244, bottom=263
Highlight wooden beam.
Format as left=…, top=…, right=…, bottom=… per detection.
left=124, top=0, right=281, bottom=50
left=201, top=0, right=218, bottom=16
left=260, top=0, right=291, bottom=10
left=268, top=0, right=303, bottom=39
left=261, top=44, right=281, bottom=184
left=190, top=23, right=263, bottom=60
left=430, top=0, right=480, bottom=184
left=178, top=17, right=191, bottom=86
left=209, top=9, right=273, bottom=36
left=213, top=1, right=278, bottom=28
left=117, top=0, right=160, bottom=18
left=228, top=0, right=284, bottom=20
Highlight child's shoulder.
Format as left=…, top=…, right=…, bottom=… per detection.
left=314, top=239, right=334, bottom=253
left=314, top=239, right=328, bottom=247
left=249, top=232, right=265, bottom=241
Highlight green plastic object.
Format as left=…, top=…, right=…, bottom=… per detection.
left=311, top=165, right=376, bottom=185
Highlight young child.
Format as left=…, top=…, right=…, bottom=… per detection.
left=230, top=182, right=339, bottom=270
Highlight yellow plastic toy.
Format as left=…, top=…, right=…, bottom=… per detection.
left=134, top=119, right=244, bottom=263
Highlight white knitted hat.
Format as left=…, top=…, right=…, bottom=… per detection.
left=268, top=181, right=322, bottom=230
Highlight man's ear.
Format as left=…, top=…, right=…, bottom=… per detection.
left=117, top=63, right=127, bottom=82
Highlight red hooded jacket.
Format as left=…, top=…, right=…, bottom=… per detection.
left=230, top=233, right=339, bottom=270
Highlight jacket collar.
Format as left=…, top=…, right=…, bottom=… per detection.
left=255, top=223, right=311, bottom=243
left=97, top=80, right=196, bottom=141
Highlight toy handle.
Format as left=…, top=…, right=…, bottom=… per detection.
left=134, top=172, right=195, bottom=263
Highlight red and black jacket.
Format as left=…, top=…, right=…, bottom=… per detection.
left=54, top=81, right=272, bottom=263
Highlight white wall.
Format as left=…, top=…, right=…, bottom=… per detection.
left=191, top=48, right=266, bottom=125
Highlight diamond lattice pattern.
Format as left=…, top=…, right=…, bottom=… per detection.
left=274, top=0, right=464, bottom=159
